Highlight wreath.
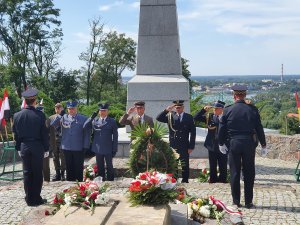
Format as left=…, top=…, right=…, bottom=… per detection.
left=129, top=122, right=179, bottom=177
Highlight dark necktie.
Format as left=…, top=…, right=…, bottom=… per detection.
left=102, top=118, right=105, bottom=124
left=138, top=117, right=141, bottom=125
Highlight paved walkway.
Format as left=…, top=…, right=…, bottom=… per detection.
left=0, top=156, right=299, bottom=225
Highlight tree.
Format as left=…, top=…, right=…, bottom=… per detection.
left=0, top=0, right=61, bottom=96
left=79, top=17, right=105, bottom=105
left=181, top=57, right=192, bottom=94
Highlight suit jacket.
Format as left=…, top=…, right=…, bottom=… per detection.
left=83, top=117, right=118, bottom=155
left=156, top=110, right=196, bottom=153
left=119, top=113, right=154, bottom=130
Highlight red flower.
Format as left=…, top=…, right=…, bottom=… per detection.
left=53, top=195, right=58, bottom=204
left=80, top=191, right=86, bottom=197
left=58, top=198, right=64, bottom=204
left=171, top=178, right=176, bottom=183
left=149, top=177, right=158, bottom=185
left=166, top=173, right=173, bottom=177
left=202, top=168, right=207, bottom=175
left=80, top=184, right=86, bottom=191
left=139, top=173, right=147, bottom=180
left=83, top=201, right=90, bottom=205
left=63, top=188, right=69, bottom=193
left=89, top=191, right=99, bottom=200
left=45, top=210, right=50, bottom=216
left=93, top=165, right=98, bottom=174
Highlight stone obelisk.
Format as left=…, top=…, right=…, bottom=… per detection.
left=127, top=0, right=189, bottom=121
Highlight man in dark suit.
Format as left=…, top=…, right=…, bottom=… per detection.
left=13, top=88, right=49, bottom=206
left=218, top=85, right=266, bottom=209
left=51, top=101, right=90, bottom=181
left=84, top=103, right=118, bottom=181
left=194, top=100, right=228, bottom=183
left=119, top=101, right=154, bottom=130
left=156, top=100, right=196, bottom=183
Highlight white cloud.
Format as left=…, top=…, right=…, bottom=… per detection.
left=99, top=1, right=124, bottom=12
left=179, top=0, right=300, bottom=37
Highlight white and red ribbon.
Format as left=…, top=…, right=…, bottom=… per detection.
left=210, top=196, right=242, bottom=216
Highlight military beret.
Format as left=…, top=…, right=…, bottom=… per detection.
left=213, top=100, right=225, bottom=108
left=173, top=100, right=184, bottom=107
left=99, top=103, right=109, bottom=110
left=55, top=103, right=63, bottom=108
left=134, top=101, right=145, bottom=107
left=66, top=101, right=78, bottom=108
left=21, top=88, right=38, bottom=99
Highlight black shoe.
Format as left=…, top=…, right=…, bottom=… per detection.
left=27, top=199, right=47, bottom=206
left=245, top=203, right=254, bottom=209
left=233, top=202, right=242, bottom=207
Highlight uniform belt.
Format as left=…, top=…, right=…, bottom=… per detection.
left=231, top=134, right=252, bottom=139
left=21, top=138, right=41, bottom=142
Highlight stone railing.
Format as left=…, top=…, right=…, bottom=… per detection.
left=263, top=133, right=300, bottom=161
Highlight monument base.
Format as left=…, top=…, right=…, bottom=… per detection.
left=127, top=75, right=190, bottom=123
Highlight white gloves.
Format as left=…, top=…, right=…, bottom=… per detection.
left=44, top=151, right=49, bottom=158
left=219, top=145, right=228, bottom=154
left=260, top=146, right=268, bottom=157
left=18, top=151, right=21, bottom=157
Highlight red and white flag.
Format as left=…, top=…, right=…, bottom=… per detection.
left=21, top=98, right=27, bottom=109
left=0, top=89, right=10, bottom=126
left=0, top=98, right=6, bottom=127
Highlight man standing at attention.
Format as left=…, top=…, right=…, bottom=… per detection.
left=84, top=103, right=118, bottom=181
left=13, top=89, right=49, bottom=206
left=156, top=100, right=196, bottom=183
left=51, top=101, right=90, bottom=181
left=218, top=85, right=266, bottom=209
left=119, top=101, right=154, bottom=130
left=49, top=103, right=66, bottom=181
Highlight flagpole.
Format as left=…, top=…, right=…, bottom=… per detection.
left=4, top=124, right=9, bottom=146
left=10, top=118, right=15, bottom=141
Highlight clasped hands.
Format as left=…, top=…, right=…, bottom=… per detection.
left=219, top=144, right=228, bottom=154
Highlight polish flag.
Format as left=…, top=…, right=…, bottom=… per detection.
left=0, top=98, right=6, bottom=127
left=0, top=89, right=10, bottom=126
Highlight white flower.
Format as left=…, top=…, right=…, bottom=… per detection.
left=199, top=205, right=211, bottom=218
left=161, top=182, right=176, bottom=190
left=64, top=194, right=73, bottom=206
left=95, top=193, right=109, bottom=205
left=191, top=203, right=200, bottom=211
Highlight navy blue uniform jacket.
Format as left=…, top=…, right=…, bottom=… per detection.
left=83, top=117, right=118, bottom=155
left=156, top=110, right=196, bottom=152
left=13, top=106, right=49, bottom=152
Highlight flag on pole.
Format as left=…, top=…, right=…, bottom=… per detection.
left=2, top=89, right=10, bottom=119
left=0, top=98, right=6, bottom=127
left=294, top=91, right=300, bottom=122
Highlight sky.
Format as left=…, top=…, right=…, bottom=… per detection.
left=52, top=0, right=300, bottom=77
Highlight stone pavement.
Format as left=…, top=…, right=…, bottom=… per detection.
left=0, top=156, right=299, bottom=225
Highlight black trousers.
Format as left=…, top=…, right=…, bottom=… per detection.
left=208, top=148, right=228, bottom=183
left=229, top=138, right=256, bottom=205
left=178, top=150, right=189, bottom=183
left=63, top=150, right=84, bottom=182
left=96, top=154, right=114, bottom=181
left=21, top=141, right=44, bottom=205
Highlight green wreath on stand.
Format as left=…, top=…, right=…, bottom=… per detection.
left=129, top=122, right=179, bottom=177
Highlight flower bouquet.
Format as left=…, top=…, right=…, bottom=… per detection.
left=188, top=197, right=225, bottom=224
left=52, top=180, right=109, bottom=211
left=83, top=164, right=98, bottom=181
left=128, top=171, right=178, bottom=206
left=197, top=168, right=210, bottom=182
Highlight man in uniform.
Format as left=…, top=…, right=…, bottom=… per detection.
left=84, top=103, right=118, bottom=181
left=194, top=100, right=228, bottom=183
left=156, top=100, right=196, bottom=183
left=119, top=101, right=154, bottom=130
left=49, top=103, right=66, bottom=181
left=218, top=85, right=266, bottom=208
left=51, top=101, right=90, bottom=181
left=13, top=89, right=49, bottom=206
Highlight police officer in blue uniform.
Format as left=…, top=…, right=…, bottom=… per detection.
left=51, top=101, right=90, bottom=181
left=156, top=100, right=196, bottom=183
left=84, top=103, right=118, bottom=181
left=194, top=100, right=228, bottom=183
left=218, top=85, right=266, bottom=209
left=13, top=89, right=49, bottom=206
